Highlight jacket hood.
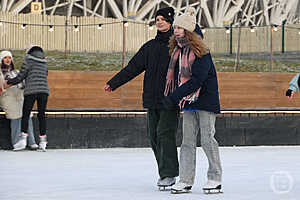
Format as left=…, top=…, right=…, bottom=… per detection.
left=194, top=24, right=204, bottom=39
left=26, top=45, right=45, bottom=59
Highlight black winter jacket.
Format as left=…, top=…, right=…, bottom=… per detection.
left=107, top=29, right=176, bottom=109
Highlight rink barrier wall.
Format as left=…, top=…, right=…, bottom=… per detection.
left=46, top=71, right=300, bottom=109
left=1, top=110, right=300, bottom=149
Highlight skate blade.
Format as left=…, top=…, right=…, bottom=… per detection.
left=203, top=189, right=223, bottom=194
left=13, top=147, right=26, bottom=151
left=171, top=189, right=191, bottom=194
left=158, top=186, right=172, bottom=191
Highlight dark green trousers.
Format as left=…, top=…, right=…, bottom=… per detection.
left=147, top=109, right=179, bottom=179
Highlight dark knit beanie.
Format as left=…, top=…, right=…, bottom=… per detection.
left=27, top=46, right=45, bottom=59
left=155, top=7, right=175, bottom=24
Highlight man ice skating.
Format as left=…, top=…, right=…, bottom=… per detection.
left=104, top=7, right=179, bottom=190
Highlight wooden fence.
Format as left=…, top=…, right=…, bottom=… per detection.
left=1, top=12, right=300, bottom=54
left=47, top=71, right=300, bottom=109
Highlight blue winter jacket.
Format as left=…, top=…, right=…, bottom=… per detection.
left=288, top=73, right=300, bottom=92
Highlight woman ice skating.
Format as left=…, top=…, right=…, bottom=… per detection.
left=163, top=7, right=223, bottom=194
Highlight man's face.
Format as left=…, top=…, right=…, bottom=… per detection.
left=155, top=16, right=171, bottom=32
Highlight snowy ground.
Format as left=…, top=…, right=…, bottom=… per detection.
left=1, top=146, right=299, bottom=200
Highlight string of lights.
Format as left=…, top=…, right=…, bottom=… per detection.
left=0, top=18, right=300, bottom=34
left=0, top=19, right=145, bottom=32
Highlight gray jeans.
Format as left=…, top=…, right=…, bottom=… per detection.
left=11, top=116, right=36, bottom=146
left=179, top=110, right=222, bottom=185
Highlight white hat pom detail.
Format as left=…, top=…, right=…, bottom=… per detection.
left=186, top=7, right=196, bottom=16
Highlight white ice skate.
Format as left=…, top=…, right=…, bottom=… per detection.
left=157, top=177, right=176, bottom=191
left=202, top=180, right=222, bottom=194
left=13, top=133, right=28, bottom=151
left=171, top=182, right=192, bottom=194
left=29, top=144, right=39, bottom=150
left=38, top=135, right=48, bottom=152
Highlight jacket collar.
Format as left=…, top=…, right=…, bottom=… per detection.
left=155, top=28, right=173, bottom=43
left=26, top=54, right=46, bottom=63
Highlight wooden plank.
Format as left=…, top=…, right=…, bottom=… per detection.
left=45, top=71, right=300, bottom=109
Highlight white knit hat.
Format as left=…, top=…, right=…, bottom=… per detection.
left=0, top=50, right=13, bottom=62
left=173, top=7, right=196, bottom=32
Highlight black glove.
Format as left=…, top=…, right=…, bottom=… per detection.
left=286, top=89, right=293, bottom=97
left=162, top=96, right=177, bottom=110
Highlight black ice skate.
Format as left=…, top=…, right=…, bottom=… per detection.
left=202, top=180, right=222, bottom=194
left=157, top=177, right=176, bottom=191
left=171, top=182, right=192, bottom=194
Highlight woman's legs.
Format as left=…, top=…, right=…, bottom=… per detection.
left=36, top=93, right=48, bottom=151
left=21, top=94, right=36, bottom=133
left=198, top=111, right=222, bottom=183
left=27, top=115, right=37, bottom=146
left=36, top=93, right=48, bottom=136
left=10, top=118, right=21, bottom=146
left=178, top=111, right=199, bottom=185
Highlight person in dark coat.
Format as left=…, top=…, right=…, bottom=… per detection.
left=104, top=7, right=179, bottom=188
left=163, top=8, right=223, bottom=194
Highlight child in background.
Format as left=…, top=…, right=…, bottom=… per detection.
left=5, top=46, right=49, bottom=151
left=0, top=50, right=38, bottom=151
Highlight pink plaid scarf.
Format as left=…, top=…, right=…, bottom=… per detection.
left=164, top=38, right=200, bottom=108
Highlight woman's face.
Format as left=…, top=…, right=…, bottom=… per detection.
left=174, top=26, right=185, bottom=38
left=2, top=56, right=12, bottom=65
left=155, top=16, right=171, bottom=32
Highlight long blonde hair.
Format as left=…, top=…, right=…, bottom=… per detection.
left=169, top=30, right=209, bottom=57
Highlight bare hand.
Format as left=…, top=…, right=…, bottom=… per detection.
left=104, top=84, right=112, bottom=92
left=288, top=91, right=295, bottom=100
left=3, top=81, right=9, bottom=89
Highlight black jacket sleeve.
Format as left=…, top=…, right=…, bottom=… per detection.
left=7, top=62, right=30, bottom=85
left=169, top=54, right=211, bottom=104
left=107, top=45, right=146, bottom=91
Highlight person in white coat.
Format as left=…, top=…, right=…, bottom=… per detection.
left=0, top=51, right=37, bottom=151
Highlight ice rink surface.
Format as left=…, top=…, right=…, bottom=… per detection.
left=1, top=146, right=299, bottom=200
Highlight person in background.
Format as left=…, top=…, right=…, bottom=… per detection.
left=286, top=73, right=300, bottom=99
left=104, top=7, right=180, bottom=190
left=163, top=8, right=223, bottom=194
left=4, top=45, right=49, bottom=151
left=0, top=50, right=38, bottom=151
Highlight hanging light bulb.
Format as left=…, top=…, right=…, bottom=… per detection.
left=123, top=21, right=129, bottom=27
left=202, top=28, right=206, bottom=33
left=0, top=22, right=3, bottom=26
left=273, top=25, right=278, bottom=32
left=21, top=24, right=27, bottom=29
left=148, top=21, right=155, bottom=30
left=225, top=27, right=230, bottom=34
left=97, top=24, right=102, bottom=30
left=74, top=25, right=79, bottom=32
left=298, top=30, right=300, bottom=35
left=48, top=25, right=54, bottom=32
left=250, top=26, right=255, bottom=33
